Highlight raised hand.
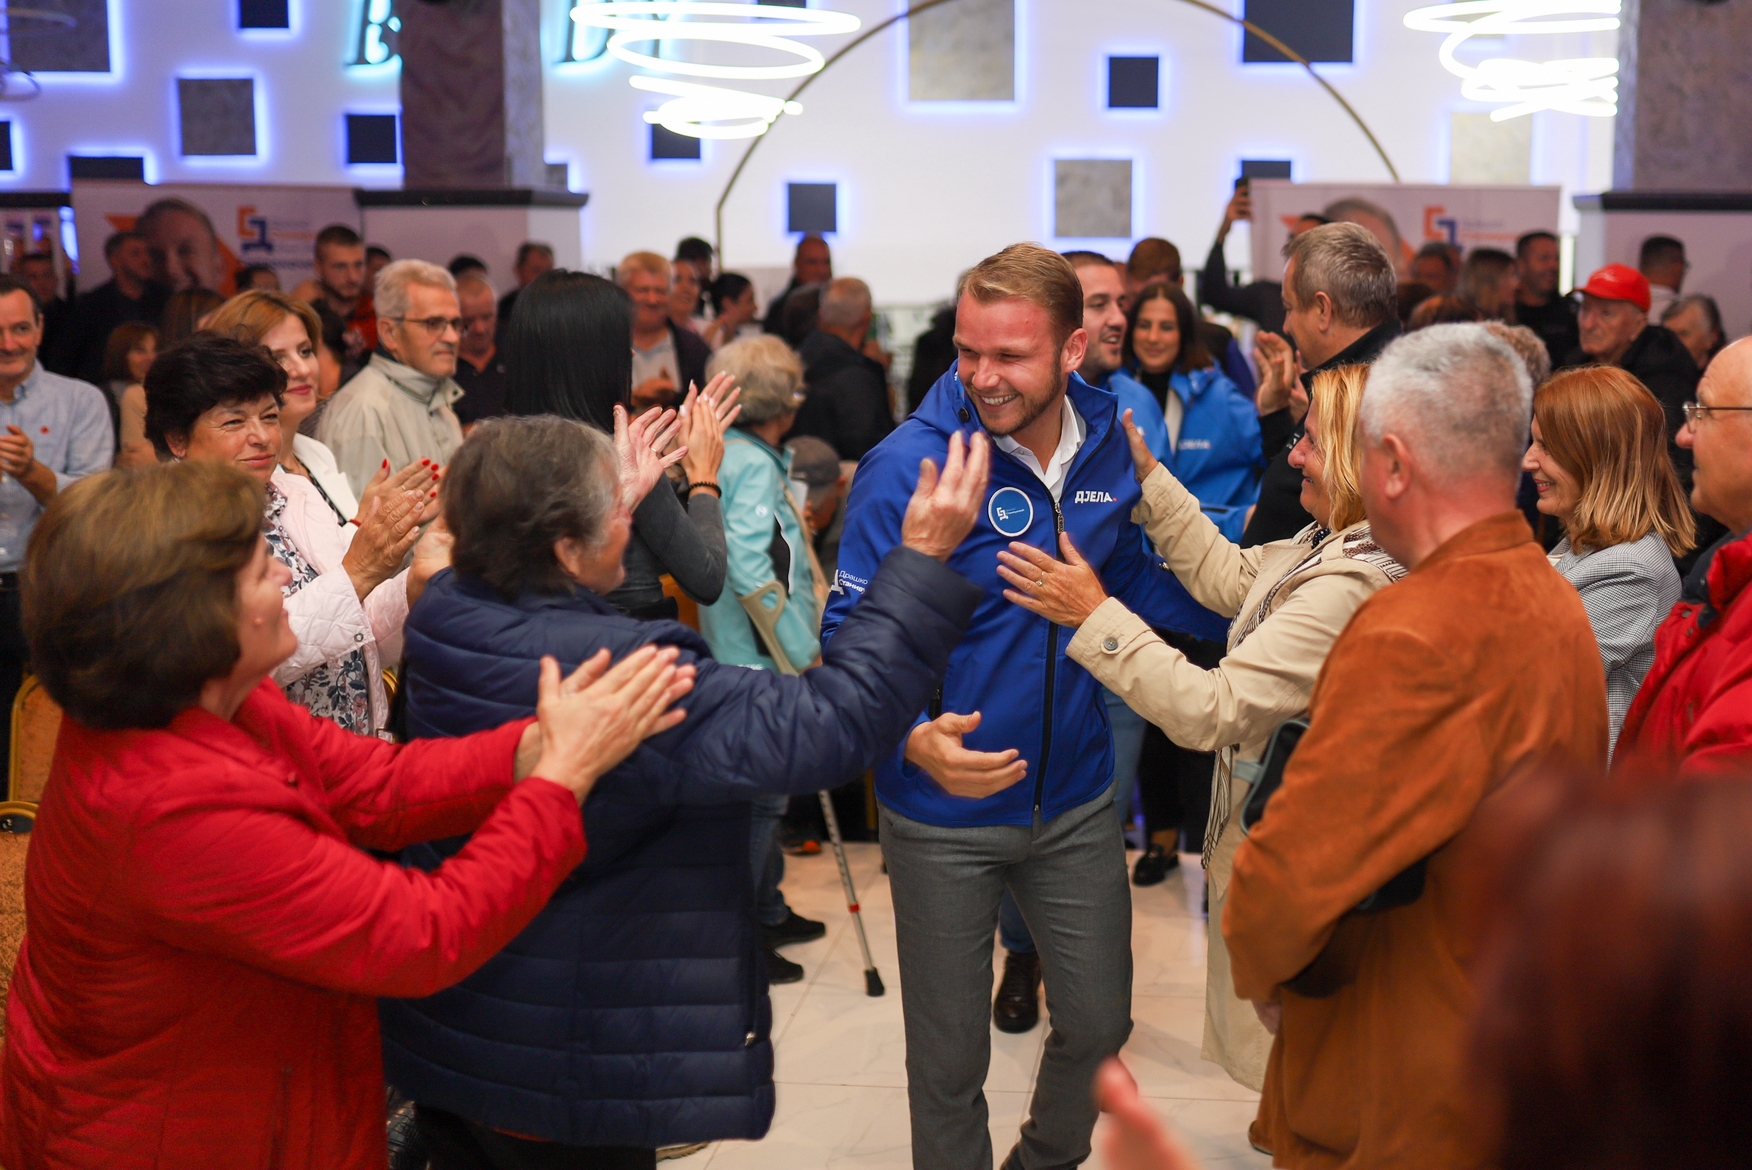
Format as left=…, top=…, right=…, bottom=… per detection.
left=356, top=459, right=441, bottom=525
left=342, top=475, right=427, bottom=601
left=904, top=710, right=1027, bottom=799
left=527, top=646, right=697, bottom=804
left=900, top=431, right=992, bottom=562
left=997, top=531, right=1109, bottom=628
left=1122, top=409, right=1160, bottom=483
left=679, top=374, right=742, bottom=488
left=614, top=403, right=686, bottom=512
left=1253, top=332, right=1302, bottom=419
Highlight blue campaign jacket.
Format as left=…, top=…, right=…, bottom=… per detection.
left=1115, top=366, right=1264, bottom=544
left=821, top=369, right=1227, bottom=830
left=380, top=548, right=981, bottom=1148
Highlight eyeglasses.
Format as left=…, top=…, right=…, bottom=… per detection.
left=389, top=316, right=463, bottom=336
left=1682, top=401, right=1752, bottom=425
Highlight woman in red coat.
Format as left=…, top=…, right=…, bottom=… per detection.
left=0, top=459, right=694, bottom=1170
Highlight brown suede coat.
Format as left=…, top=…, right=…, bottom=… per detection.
left=1224, top=513, right=1609, bottom=1169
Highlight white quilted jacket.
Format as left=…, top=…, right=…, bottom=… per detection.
left=268, top=468, right=408, bottom=734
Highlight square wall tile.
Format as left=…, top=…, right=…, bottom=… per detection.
left=910, top=0, right=1014, bottom=101
left=650, top=123, right=701, bottom=161
left=1108, top=57, right=1159, bottom=109
left=346, top=113, right=399, bottom=165
left=178, top=78, right=257, bottom=157
left=788, top=183, right=837, bottom=235
left=1055, top=160, right=1132, bottom=240
left=1242, top=0, right=1354, bottom=64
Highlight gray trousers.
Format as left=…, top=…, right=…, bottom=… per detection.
left=881, top=786, right=1133, bottom=1170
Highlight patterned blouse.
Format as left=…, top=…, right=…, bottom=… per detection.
left=264, top=484, right=373, bottom=735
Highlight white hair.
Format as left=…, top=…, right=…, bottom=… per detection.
left=374, top=259, right=456, bottom=322
left=1359, top=324, right=1532, bottom=484
left=818, top=277, right=872, bottom=329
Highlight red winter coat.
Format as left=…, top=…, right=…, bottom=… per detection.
left=1617, top=530, right=1752, bottom=777
left=0, top=682, right=586, bottom=1170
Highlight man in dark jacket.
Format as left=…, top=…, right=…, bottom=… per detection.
left=1514, top=230, right=1578, bottom=364
left=1572, top=263, right=1717, bottom=566
left=1242, top=222, right=1400, bottom=547
left=792, top=277, right=895, bottom=460
left=47, top=231, right=166, bottom=386
left=823, top=244, right=1224, bottom=1170
left=383, top=415, right=991, bottom=1157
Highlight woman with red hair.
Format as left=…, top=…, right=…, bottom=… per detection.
left=1522, top=365, right=1695, bottom=753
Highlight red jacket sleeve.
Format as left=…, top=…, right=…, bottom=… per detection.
left=247, top=685, right=537, bottom=853
left=120, top=772, right=587, bottom=999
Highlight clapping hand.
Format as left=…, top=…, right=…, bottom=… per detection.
left=899, top=431, right=992, bottom=562
left=614, top=403, right=686, bottom=512
left=678, top=374, right=742, bottom=488
left=343, top=462, right=432, bottom=601
left=524, top=646, right=697, bottom=804
left=1253, top=332, right=1304, bottom=420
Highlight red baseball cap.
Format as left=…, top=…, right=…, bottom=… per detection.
left=1577, top=263, right=1651, bottom=313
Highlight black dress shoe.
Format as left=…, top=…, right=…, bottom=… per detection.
left=992, top=949, right=1041, bottom=1033
left=766, top=948, right=804, bottom=984
left=764, top=909, right=826, bottom=949
left=1131, top=843, right=1180, bottom=887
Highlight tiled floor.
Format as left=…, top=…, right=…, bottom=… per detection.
left=671, top=843, right=1271, bottom=1169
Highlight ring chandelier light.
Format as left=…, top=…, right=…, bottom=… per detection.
left=1403, top=1, right=1622, bottom=121
left=572, top=1, right=861, bottom=140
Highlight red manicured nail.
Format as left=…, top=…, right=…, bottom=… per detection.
left=382, top=459, right=389, bottom=468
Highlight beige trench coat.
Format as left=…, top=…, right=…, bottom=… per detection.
left=1066, top=463, right=1402, bottom=1089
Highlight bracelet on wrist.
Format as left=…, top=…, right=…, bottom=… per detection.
left=687, top=482, right=722, bottom=499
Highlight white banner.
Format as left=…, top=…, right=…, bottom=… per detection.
left=70, top=182, right=360, bottom=294
left=1248, top=181, right=1563, bottom=281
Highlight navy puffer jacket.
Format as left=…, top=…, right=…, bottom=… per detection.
left=379, top=547, right=981, bottom=1148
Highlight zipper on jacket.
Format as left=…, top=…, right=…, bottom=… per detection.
left=1034, top=497, right=1067, bottom=813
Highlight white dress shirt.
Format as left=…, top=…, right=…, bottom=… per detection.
left=994, top=394, right=1086, bottom=502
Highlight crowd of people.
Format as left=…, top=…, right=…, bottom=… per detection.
left=0, top=197, right=1746, bottom=1170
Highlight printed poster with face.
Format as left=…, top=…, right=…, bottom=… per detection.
left=69, top=182, right=360, bottom=295
left=1247, top=181, right=1563, bottom=282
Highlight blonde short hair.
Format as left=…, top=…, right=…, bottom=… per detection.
left=960, top=243, right=1082, bottom=345
left=1308, top=365, right=1371, bottom=530
left=617, top=252, right=671, bottom=288
left=707, top=335, right=804, bottom=425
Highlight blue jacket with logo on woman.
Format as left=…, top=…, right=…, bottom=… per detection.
left=1118, top=365, right=1264, bottom=544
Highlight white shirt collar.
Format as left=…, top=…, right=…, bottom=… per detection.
left=993, top=394, right=1085, bottom=502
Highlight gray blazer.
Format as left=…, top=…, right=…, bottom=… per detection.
left=1553, top=532, right=1681, bottom=754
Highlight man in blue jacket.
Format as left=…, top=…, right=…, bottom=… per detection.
left=822, top=244, right=1224, bottom=1170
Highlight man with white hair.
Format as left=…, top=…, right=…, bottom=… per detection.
left=792, top=276, right=894, bottom=460
left=1224, top=324, right=1609, bottom=1168
left=318, top=258, right=466, bottom=495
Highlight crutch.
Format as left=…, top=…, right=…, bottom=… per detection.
left=818, top=789, right=885, bottom=996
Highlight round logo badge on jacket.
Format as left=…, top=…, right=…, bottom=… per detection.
left=987, top=486, right=1034, bottom=538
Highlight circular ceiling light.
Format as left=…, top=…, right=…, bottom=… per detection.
left=574, top=1, right=860, bottom=138
left=1403, top=0, right=1622, bottom=120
